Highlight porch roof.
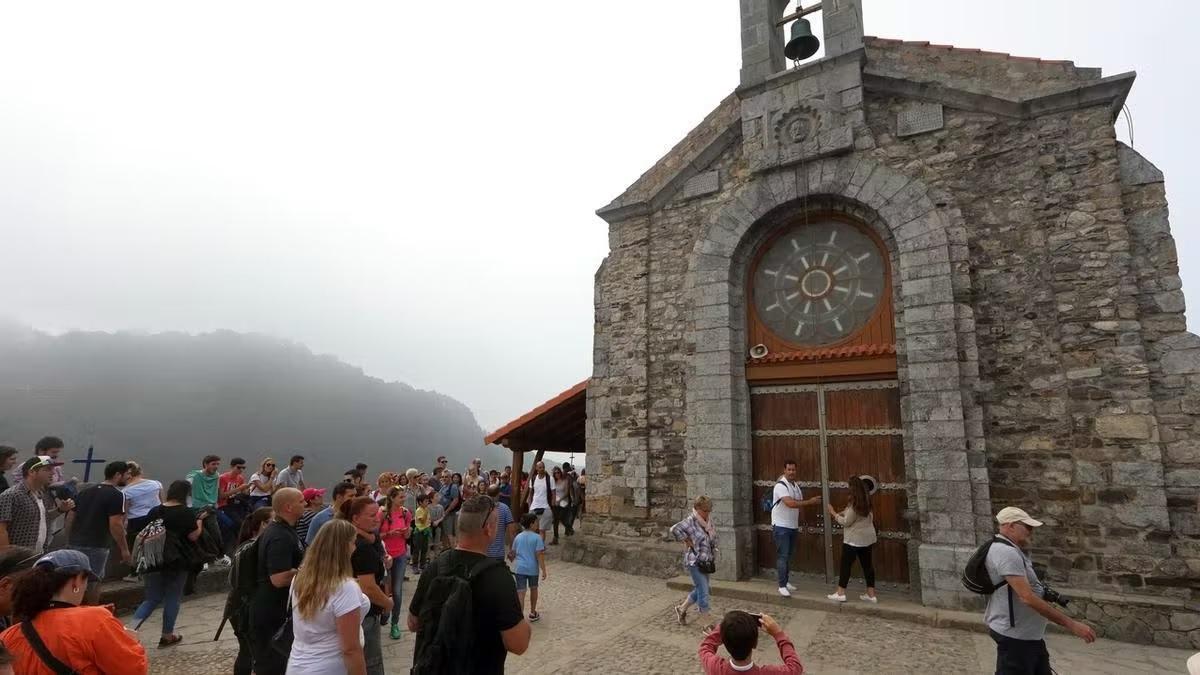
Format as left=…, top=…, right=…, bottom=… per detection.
left=483, top=379, right=587, bottom=455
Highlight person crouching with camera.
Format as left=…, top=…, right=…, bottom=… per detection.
left=699, top=611, right=802, bottom=674
left=985, top=507, right=1095, bottom=674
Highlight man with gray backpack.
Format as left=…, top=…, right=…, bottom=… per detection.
left=962, top=507, right=1096, bottom=674
left=408, top=494, right=530, bottom=674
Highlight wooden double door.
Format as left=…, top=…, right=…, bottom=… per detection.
left=750, top=380, right=910, bottom=584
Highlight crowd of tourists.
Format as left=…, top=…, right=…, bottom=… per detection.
left=0, top=437, right=585, bottom=674
left=0, top=436, right=1109, bottom=675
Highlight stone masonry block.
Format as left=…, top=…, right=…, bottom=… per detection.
left=1095, top=415, right=1155, bottom=440
left=1111, top=461, right=1164, bottom=487
left=1162, top=349, right=1200, bottom=375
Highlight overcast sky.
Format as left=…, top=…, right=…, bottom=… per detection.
left=2, top=1, right=1197, bottom=432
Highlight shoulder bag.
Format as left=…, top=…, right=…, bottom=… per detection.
left=20, top=619, right=80, bottom=675
left=272, top=584, right=295, bottom=656
left=691, top=546, right=716, bottom=575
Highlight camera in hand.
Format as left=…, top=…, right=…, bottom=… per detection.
left=1042, top=585, right=1069, bottom=608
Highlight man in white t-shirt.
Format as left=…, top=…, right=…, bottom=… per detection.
left=525, top=461, right=554, bottom=543
left=770, top=460, right=821, bottom=597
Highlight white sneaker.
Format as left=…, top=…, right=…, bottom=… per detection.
left=778, top=587, right=791, bottom=597
left=826, top=593, right=847, bottom=602
left=216, top=555, right=232, bottom=567
left=860, top=595, right=878, bottom=604
left=786, top=583, right=798, bottom=591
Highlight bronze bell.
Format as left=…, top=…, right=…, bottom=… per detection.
left=784, top=18, right=820, bottom=61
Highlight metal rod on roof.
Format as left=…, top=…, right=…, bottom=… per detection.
left=776, top=2, right=823, bottom=26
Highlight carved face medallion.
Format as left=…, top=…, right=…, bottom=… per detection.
left=786, top=116, right=812, bottom=143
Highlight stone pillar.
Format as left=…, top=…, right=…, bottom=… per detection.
left=739, top=0, right=789, bottom=88
left=821, top=0, right=864, bottom=59
left=584, top=215, right=652, bottom=532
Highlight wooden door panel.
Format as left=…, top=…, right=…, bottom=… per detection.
left=755, top=528, right=826, bottom=575
left=827, top=435, right=903, bottom=484
left=831, top=537, right=910, bottom=584
left=873, top=539, right=910, bottom=583
left=752, top=436, right=820, bottom=483
left=751, top=381, right=908, bottom=584
left=824, top=388, right=901, bottom=429
left=827, top=487, right=908, bottom=533
left=751, top=391, right=820, bottom=430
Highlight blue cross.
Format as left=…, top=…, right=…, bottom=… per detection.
left=72, top=445, right=106, bottom=483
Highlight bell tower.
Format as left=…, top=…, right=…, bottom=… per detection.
left=739, top=0, right=865, bottom=88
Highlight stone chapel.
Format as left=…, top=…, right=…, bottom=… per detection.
left=546, top=0, right=1199, bottom=645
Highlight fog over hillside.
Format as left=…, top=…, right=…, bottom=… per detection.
left=0, top=321, right=505, bottom=487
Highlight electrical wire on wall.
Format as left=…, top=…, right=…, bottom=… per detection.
left=1121, top=104, right=1135, bottom=148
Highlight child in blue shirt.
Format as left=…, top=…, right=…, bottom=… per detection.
left=510, top=513, right=547, bottom=621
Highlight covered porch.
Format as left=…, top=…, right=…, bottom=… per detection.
left=484, top=379, right=586, bottom=517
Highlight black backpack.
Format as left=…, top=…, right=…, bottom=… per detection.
left=962, top=535, right=1017, bottom=626
left=411, top=554, right=506, bottom=675
left=223, top=537, right=260, bottom=627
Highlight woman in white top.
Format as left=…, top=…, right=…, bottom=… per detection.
left=120, top=461, right=163, bottom=545
left=827, top=475, right=878, bottom=603
left=287, top=518, right=369, bottom=675
left=248, top=457, right=277, bottom=510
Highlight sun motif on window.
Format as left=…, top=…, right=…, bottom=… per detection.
left=752, top=220, right=885, bottom=346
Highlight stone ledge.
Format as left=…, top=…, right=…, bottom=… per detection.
left=102, top=567, right=230, bottom=616
left=561, top=534, right=681, bottom=579
left=667, top=574, right=987, bottom=635
left=672, top=574, right=1198, bottom=647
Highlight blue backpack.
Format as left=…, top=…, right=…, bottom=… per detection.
left=759, top=480, right=787, bottom=512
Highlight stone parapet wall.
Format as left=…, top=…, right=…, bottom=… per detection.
left=1068, top=587, right=1200, bottom=647
left=863, top=36, right=1101, bottom=100
left=560, top=533, right=681, bottom=579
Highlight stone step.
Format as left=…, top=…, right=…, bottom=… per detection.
left=667, top=573, right=989, bottom=635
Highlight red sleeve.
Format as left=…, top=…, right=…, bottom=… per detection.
left=763, top=632, right=804, bottom=674
left=698, top=628, right=725, bottom=674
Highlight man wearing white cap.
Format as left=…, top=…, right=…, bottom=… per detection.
left=986, top=506, right=1095, bottom=674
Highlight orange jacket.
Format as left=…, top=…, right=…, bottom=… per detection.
left=0, top=606, right=148, bottom=675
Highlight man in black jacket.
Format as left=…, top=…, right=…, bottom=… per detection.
left=247, top=488, right=304, bottom=675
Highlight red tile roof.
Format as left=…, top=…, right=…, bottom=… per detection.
left=484, top=380, right=588, bottom=447
left=864, top=36, right=1075, bottom=66
left=750, top=343, right=896, bottom=364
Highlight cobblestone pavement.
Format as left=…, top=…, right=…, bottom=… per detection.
left=138, top=554, right=1194, bottom=674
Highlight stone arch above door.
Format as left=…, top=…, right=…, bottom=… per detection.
left=684, top=155, right=990, bottom=607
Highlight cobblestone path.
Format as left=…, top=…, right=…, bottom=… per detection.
left=139, top=556, right=1192, bottom=674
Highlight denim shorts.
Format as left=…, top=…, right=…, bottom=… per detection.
left=514, top=573, right=539, bottom=591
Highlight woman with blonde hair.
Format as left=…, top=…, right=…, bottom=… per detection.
left=369, top=473, right=395, bottom=502
left=286, top=519, right=368, bottom=675
left=121, top=460, right=163, bottom=547
left=248, top=458, right=277, bottom=510
left=670, top=495, right=719, bottom=632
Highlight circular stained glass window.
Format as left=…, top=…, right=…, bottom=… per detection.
left=752, top=220, right=886, bottom=346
